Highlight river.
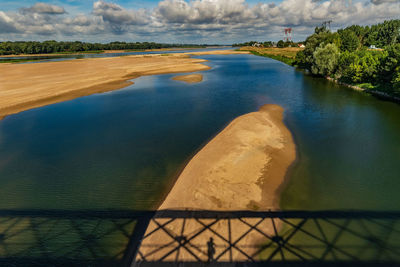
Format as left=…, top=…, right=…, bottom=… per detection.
left=0, top=53, right=399, bottom=211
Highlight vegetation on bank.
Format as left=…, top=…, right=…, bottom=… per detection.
left=239, top=47, right=301, bottom=65
left=233, top=40, right=302, bottom=48
left=0, top=41, right=208, bottom=56
left=295, top=20, right=400, bottom=98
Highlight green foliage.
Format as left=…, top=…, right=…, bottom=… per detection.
left=0, top=41, right=208, bottom=55
left=248, top=51, right=295, bottom=66
left=277, top=40, right=285, bottom=48
left=295, top=20, right=400, bottom=98
left=338, top=30, right=360, bottom=52
left=311, top=43, right=339, bottom=76
left=232, top=41, right=260, bottom=47
left=378, top=44, right=400, bottom=94
left=365, top=20, right=400, bottom=47
left=338, top=50, right=385, bottom=83
left=263, top=41, right=273, bottom=47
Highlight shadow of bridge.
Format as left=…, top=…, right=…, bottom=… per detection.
left=0, top=210, right=399, bottom=266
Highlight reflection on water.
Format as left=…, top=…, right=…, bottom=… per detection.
left=0, top=54, right=399, bottom=211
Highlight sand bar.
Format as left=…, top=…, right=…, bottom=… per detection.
left=0, top=53, right=210, bottom=118
left=138, top=104, right=296, bottom=261
left=172, top=74, right=203, bottom=83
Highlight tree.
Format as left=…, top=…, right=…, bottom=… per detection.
left=294, top=29, right=340, bottom=71
left=311, top=43, right=340, bottom=77
left=277, top=40, right=285, bottom=48
left=378, top=44, right=400, bottom=92
left=339, top=30, right=360, bottom=52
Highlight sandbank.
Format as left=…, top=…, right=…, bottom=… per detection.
left=0, top=53, right=210, bottom=119
left=138, top=104, right=296, bottom=261
left=172, top=74, right=203, bottom=83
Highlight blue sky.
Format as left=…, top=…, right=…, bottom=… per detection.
left=0, top=0, right=399, bottom=43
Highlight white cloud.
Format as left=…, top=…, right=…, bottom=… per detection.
left=0, top=0, right=399, bottom=42
left=0, top=11, right=19, bottom=33
left=20, top=2, right=66, bottom=14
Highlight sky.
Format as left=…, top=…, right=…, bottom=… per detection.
left=0, top=0, right=399, bottom=44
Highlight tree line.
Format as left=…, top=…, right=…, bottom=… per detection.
left=0, top=41, right=208, bottom=55
left=233, top=40, right=301, bottom=48
left=295, top=20, right=400, bottom=97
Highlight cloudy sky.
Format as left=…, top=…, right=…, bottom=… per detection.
left=0, top=0, right=399, bottom=44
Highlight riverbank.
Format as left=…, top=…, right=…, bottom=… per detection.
left=0, top=53, right=211, bottom=119
left=0, top=50, right=250, bottom=119
left=238, top=47, right=301, bottom=65
left=0, top=47, right=214, bottom=58
left=326, top=77, right=400, bottom=103
left=243, top=47, right=400, bottom=104
left=139, top=104, right=296, bottom=261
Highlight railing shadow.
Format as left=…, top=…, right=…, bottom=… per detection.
left=0, top=210, right=399, bottom=266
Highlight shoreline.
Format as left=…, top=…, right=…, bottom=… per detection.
left=138, top=104, right=296, bottom=261
left=0, top=50, right=248, bottom=120
left=0, top=46, right=232, bottom=58
left=0, top=54, right=207, bottom=119
left=326, top=77, right=400, bottom=103
left=244, top=48, right=400, bottom=104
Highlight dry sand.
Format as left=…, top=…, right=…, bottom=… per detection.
left=172, top=74, right=203, bottom=83
left=0, top=53, right=210, bottom=119
left=160, top=104, right=295, bottom=211
left=0, top=49, right=249, bottom=119
left=138, top=104, right=296, bottom=262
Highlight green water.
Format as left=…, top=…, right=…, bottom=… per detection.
left=0, top=54, right=399, bottom=211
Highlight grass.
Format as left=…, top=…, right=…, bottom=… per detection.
left=238, top=46, right=303, bottom=66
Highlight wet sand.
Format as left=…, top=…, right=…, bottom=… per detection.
left=138, top=104, right=296, bottom=261
left=172, top=74, right=203, bottom=83
left=0, top=53, right=210, bottom=118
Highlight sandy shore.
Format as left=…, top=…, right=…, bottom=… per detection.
left=0, top=49, right=250, bottom=119
left=172, top=74, right=203, bottom=83
left=0, top=53, right=210, bottom=119
left=138, top=104, right=296, bottom=261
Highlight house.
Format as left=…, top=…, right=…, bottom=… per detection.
left=298, top=44, right=305, bottom=48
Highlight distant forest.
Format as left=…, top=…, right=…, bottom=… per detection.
left=0, top=41, right=208, bottom=55
left=232, top=40, right=301, bottom=48
left=295, top=19, right=400, bottom=97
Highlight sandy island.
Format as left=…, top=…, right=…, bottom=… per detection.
left=138, top=104, right=296, bottom=261
left=0, top=50, right=248, bottom=119
left=172, top=74, right=203, bottom=83
left=0, top=53, right=210, bottom=119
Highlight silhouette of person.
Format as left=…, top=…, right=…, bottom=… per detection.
left=207, top=237, right=216, bottom=262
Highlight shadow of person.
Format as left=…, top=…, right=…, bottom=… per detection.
left=207, top=237, right=216, bottom=262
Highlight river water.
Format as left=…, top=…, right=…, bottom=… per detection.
left=0, top=53, right=399, bottom=211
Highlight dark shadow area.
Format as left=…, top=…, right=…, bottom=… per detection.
left=0, top=210, right=399, bottom=266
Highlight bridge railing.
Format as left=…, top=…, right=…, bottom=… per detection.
left=0, top=210, right=399, bottom=266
